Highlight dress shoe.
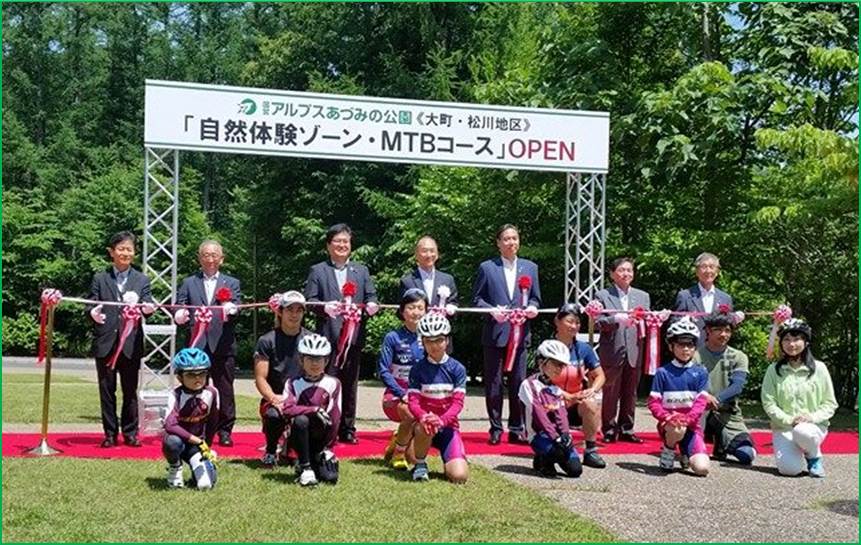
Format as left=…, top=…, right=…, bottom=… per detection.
left=602, top=430, right=617, bottom=443
left=507, top=432, right=528, bottom=445
left=582, top=450, right=607, bottom=469
left=488, top=429, right=502, bottom=445
left=339, top=432, right=359, bottom=445
left=619, top=432, right=644, bottom=444
left=100, top=435, right=117, bottom=448
left=123, top=435, right=142, bottom=447
left=218, top=432, right=234, bottom=447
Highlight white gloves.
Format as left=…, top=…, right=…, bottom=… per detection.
left=444, top=304, right=458, bottom=316
left=222, top=301, right=238, bottom=316
left=365, top=301, right=379, bottom=316
left=324, top=301, right=340, bottom=318
left=613, top=312, right=629, bottom=325
left=315, top=408, right=332, bottom=426
left=90, top=304, right=106, bottom=324
left=174, top=308, right=190, bottom=325
left=524, top=305, right=539, bottom=319
left=141, top=302, right=156, bottom=315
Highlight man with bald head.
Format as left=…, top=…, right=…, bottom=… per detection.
left=174, top=240, right=242, bottom=446
left=399, top=236, right=459, bottom=308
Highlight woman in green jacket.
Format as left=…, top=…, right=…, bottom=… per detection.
left=760, top=319, right=838, bottom=477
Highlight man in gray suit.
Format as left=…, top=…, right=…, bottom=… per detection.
left=399, top=236, right=459, bottom=309
left=674, top=252, right=733, bottom=337
left=594, top=257, right=651, bottom=443
left=304, top=223, right=378, bottom=444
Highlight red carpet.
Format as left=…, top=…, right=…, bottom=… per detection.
left=3, top=430, right=858, bottom=460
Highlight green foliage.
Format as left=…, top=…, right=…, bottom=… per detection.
left=2, top=2, right=857, bottom=403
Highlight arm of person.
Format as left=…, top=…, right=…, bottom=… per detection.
left=716, top=370, right=748, bottom=406
left=163, top=396, right=193, bottom=442
left=673, top=290, right=687, bottom=312
left=760, top=365, right=794, bottom=428
left=362, top=267, right=378, bottom=304
left=583, top=366, right=606, bottom=396
left=471, top=263, right=493, bottom=309
left=303, top=266, right=326, bottom=317
left=438, top=365, right=467, bottom=426
left=377, top=334, right=406, bottom=398
left=808, top=363, right=839, bottom=424
left=685, top=369, right=711, bottom=425
left=447, top=276, right=460, bottom=306
left=646, top=372, right=672, bottom=422
left=280, top=381, right=319, bottom=417
left=593, top=291, right=618, bottom=332
left=324, top=380, right=342, bottom=449
left=528, top=265, right=541, bottom=308
left=518, top=379, right=560, bottom=440
left=253, top=357, right=282, bottom=405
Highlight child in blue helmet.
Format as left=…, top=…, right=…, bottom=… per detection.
left=162, top=347, right=220, bottom=489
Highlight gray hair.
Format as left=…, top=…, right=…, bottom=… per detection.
left=694, top=252, right=720, bottom=267
left=198, top=240, right=223, bottom=255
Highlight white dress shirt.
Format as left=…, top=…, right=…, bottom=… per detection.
left=203, top=272, right=220, bottom=304
left=113, top=266, right=129, bottom=295
left=502, top=256, right=517, bottom=301
left=615, top=284, right=630, bottom=311
left=418, top=267, right=435, bottom=300
left=699, top=283, right=716, bottom=313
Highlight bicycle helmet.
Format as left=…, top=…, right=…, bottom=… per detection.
left=417, top=313, right=451, bottom=337
left=666, top=316, right=700, bottom=342
left=536, top=339, right=571, bottom=364
left=778, top=318, right=812, bottom=340
left=298, top=333, right=332, bottom=357
left=173, top=347, right=211, bottom=372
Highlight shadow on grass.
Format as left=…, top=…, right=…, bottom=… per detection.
left=144, top=477, right=171, bottom=491
left=349, top=457, right=415, bottom=481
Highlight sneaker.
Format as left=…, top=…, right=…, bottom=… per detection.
left=261, top=452, right=277, bottom=469
left=412, top=462, right=430, bottom=481
left=383, top=432, right=398, bottom=462
left=807, top=457, right=825, bottom=478
left=299, top=467, right=318, bottom=486
left=391, top=451, right=409, bottom=471
left=659, top=446, right=676, bottom=471
left=679, top=454, right=690, bottom=470
left=166, top=463, right=184, bottom=488
left=582, top=449, right=607, bottom=469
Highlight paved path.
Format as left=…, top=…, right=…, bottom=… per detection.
left=472, top=453, right=859, bottom=543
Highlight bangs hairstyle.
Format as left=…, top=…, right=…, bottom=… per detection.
left=397, top=289, right=429, bottom=321
left=776, top=331, right=817, bottom=379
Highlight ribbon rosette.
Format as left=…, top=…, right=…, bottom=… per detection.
left=503, top=308, right=527, bottom=373
left=334, top=281, right=361, bottom=368
left=584, top=300, right=604, bottom=320
left=37, top=289, right=63, bottom=364
left=215, top=287, right=233, bottom=303
left=430, top=285, right=452, bottom=316
left=107, top=304, right=142, bottom=369
left=268, top=293, right=282, bottom=313
left=643, top=310, right=671, bottom=376
left=188, top=306, right=213, bottom=349
left=766, top=304, right=792, bottom=359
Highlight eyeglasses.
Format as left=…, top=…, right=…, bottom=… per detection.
left=674, top=342, right=697, bottom=349
left=200, top=252, right=222, bottom=259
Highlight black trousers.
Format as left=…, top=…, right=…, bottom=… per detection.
left=261, top=403, right=287, bottom=455
left=482, top=345, right=527, bottom=433
left=326, top=344, right=361, bottom=437
left=290, top=413, right=329, bottom=467
left=95, top=353, right=140, bottom=437
left=207, top=350, right=236, bottom=434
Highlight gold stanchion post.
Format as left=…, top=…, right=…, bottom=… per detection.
left=28, top=306, right=62, bottom=456
left=588, top=316, right=595, bottom=345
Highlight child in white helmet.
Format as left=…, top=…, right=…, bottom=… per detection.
left=647, top=317, right=711, bottom=476
left=407, top=314, right=469, bottom=483
left=281, top=333, right=342, bottom=486
left=518, top=339, right=583, bottom=478
left=162, top=347, right=220, bottom=489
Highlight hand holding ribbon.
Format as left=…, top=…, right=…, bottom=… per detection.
left=107, top=304, right=142, bottom=369
left=188, top=306, right=213, bottom=349
left=334, top=281, right=362, bottom=368
left=766, top=304, right=792, bottom=359
left=37, top=289, right=63, bottom=364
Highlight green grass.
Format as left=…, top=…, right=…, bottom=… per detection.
left=2, top=457, right=616, bottom=542
left=738, top=400, right=859, bottom=431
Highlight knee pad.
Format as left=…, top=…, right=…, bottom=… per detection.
left=316, top=450, right=339, bottom=484
left=190, top=453, right=217, bottom=490
left=732, top=445, right=757, bottom=465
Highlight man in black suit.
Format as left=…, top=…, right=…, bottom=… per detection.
left=399, top=236, right=459, bottom=310
left=174, top=240, right=242, bottom=446
left=88, top=231, right=156, bottom=448
left=304, top=223, right=378, bottom=444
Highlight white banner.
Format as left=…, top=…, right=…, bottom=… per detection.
left=145, top=80, right=609, bottom=173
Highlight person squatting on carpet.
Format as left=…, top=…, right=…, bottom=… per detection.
left=162, top=348, right=220, bottom=490
left=760, top=318, right=838, bottom=478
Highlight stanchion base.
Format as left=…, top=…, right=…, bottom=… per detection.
left=27, top=438, right=62, bottom=456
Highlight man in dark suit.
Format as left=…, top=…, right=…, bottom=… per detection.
left=399, top=236, right=459, bottom=309
left=304, top=223, right=378, bottom=444
left=472, top=224, right=541, bottom=445
left=88, top=231, right=156, bottom=448
left=174, top=240, right=242, bottom=446
left=594, top=257, right=651, bottom=444
left=674, top=252, right=733, bottom=338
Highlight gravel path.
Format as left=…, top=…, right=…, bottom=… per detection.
left=472, top=453, right=859, bottom=542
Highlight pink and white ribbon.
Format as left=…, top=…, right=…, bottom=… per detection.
left=766, top=304, right=792, bottom=359
left=430, top=285, right=451, bottom=316
left=503, top=308, right=527, bottom=373
left=334, top=303, right=362, bottom=368
left=37, top=289, right=63, bottom=364
left=188, top=306, right=213, bottom=349
left=107, top=305, right=142, bottom=369
left=644, top=310, right=671, bottom=375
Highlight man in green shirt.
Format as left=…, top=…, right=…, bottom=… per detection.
left=695, top=312, right=756, bottom=465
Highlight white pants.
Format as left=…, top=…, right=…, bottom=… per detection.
left=772, top=423, right=828, bottom=476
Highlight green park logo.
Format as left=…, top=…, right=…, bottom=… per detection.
left=238, top=98, right=257, bottom=115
